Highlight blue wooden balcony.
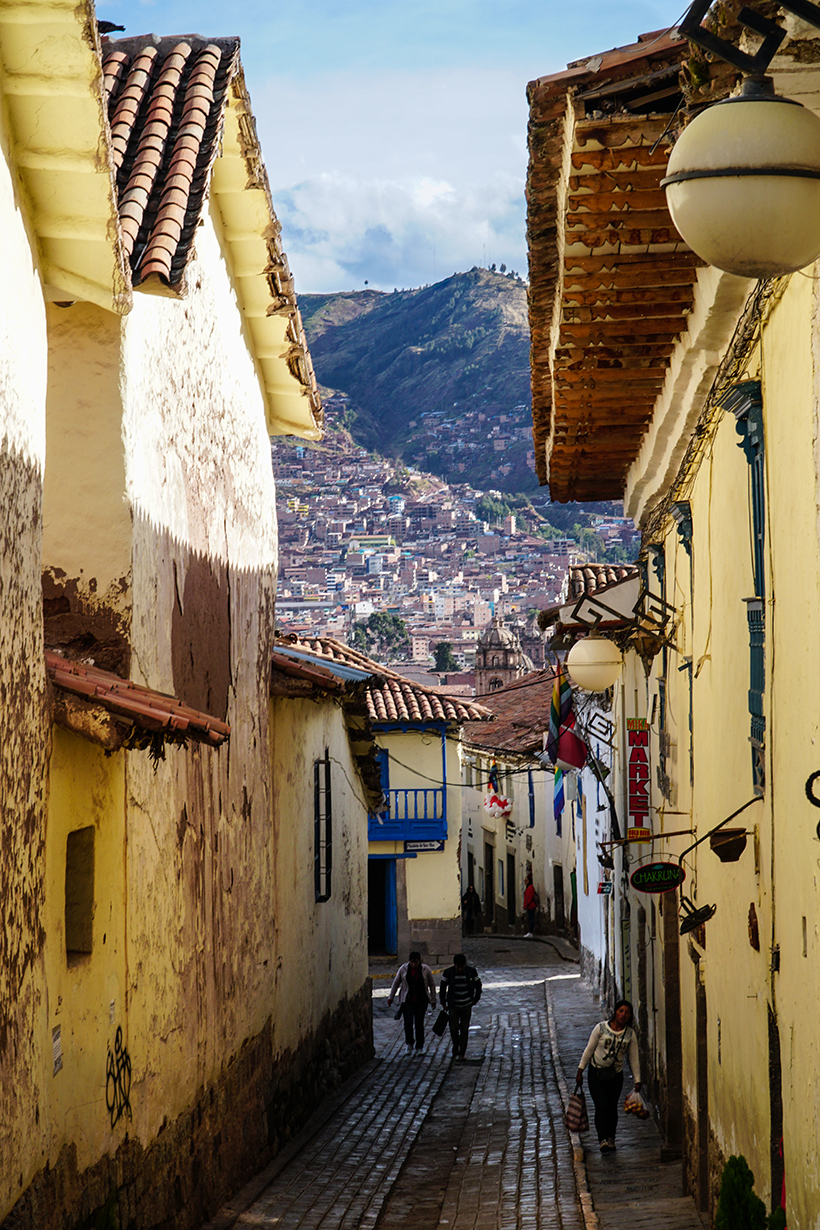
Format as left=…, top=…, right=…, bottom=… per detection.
left=368, top=786, right=447, bottom=842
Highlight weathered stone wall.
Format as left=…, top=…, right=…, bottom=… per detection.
left=1, top=984, right=373, bottom=1230
left=405, top=917, right=461, bottom=966
left=0, top=123, right=50, bottom=1220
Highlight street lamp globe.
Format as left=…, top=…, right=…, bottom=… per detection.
left=662, top=80, right=820, bottom=278
left=566, top=637, right=623, bottom=692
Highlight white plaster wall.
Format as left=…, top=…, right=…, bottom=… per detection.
left=0, top=129, right=47, bottom=470
left=121, top=210, right=277, bottom=603
left=116, top=209, right=281, bottom=1137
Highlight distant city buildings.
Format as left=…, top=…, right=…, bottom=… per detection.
left=271, top=432, right=639, bottom=680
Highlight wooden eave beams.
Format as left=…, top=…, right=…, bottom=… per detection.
left=210, top=68, right=322, bottom=440
left=0, top=0, right=131, bottom=314
left=527, top=67, right=704, bottom=502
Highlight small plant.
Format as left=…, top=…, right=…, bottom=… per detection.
left=715, top=1156, right=766, bottom=1230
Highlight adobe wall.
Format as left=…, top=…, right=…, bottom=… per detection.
left=0, top=122, right=51, bottom=1222
left=1, top=985, right=373, bottom=1230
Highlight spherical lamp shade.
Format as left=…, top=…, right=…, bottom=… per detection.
left=566, top=638, right=623, bottom=692
left=662, top=89, right=820, bottom=278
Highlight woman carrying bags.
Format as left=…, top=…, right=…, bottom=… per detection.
left=575, top=999, right=641, bottom=1153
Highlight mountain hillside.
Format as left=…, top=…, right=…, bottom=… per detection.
left=299, top=268, right=536, bottom=492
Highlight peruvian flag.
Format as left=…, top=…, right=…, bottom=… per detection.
left=546, top=664, right=587, bottom=772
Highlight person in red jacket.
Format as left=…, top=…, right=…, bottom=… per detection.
left=523, top=874, right=539, bottom=937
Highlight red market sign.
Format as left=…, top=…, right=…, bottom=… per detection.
left=627, top=718, right=651, bottom=837
left=630, top=862, right=686, bottom=894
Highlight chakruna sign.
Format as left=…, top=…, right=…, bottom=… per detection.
left=630, top=862, right=685, bottom=894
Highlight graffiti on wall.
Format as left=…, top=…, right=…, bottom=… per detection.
left=106, top=1027, right=132, bottom=1128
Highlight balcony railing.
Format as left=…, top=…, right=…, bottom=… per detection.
left=368, top=787, right=447, bottom=842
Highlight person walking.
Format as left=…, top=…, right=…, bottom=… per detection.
left=575, top=999, right=641, bottom=1152
left=387, top=951, right=437, bottom=1053
left=523, top=873, right=539, bottom=937
left=461, top=884, right=482, bottom=936
left=439, top=953, right=482, bottom=1061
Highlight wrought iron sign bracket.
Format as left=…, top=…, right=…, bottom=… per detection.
left=680, top=0, right=820, bottom=78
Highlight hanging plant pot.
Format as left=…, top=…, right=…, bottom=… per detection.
left=710, top=829, right=747, bottom=863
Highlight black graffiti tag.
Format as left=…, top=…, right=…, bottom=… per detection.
left=106, top=1026, right=132, bottom=1128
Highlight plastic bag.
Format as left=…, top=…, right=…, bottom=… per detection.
left=624, top=1088, right=650, bottom=1119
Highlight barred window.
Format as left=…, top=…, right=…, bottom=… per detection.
left=314, top=749, right=332, bottom=902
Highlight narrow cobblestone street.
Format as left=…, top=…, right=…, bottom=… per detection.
left=201, top=938, right=703, bottom=1230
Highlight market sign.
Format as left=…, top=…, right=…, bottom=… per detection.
left=630, top=862, right=685, bottom=894
left=627, top=718, right=651, bottom=840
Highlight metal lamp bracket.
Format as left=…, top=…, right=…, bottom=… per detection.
left=680, top=0, right=820, bottom=77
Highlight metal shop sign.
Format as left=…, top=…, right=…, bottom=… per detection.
left=630, top=862, right=685, bottom=894
left=627, top=718, right=651, bottom=842
left=404, top=840, right=445, bottom=852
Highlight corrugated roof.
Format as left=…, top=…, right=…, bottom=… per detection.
left=47, top=650, right=230, bottom=746
left=527, top=29, right=703, bottom=502
left=274, top=635, right=491, bottom=725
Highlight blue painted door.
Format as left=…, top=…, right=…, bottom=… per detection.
left=385, top=858, right=397, bottom=955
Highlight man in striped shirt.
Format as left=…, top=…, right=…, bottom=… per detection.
left=439, top=953, right=482, bottom=1061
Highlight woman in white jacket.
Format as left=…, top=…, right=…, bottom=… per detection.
left=575, top=999, right=641, bottom=1152
left=387, top=951, right=437, bottom=1053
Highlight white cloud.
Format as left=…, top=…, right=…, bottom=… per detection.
left=254, top=66, right=530, bottom=292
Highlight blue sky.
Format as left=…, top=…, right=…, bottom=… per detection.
left=99, top=1, right=675, bottom=293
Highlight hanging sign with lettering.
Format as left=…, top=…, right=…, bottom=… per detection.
left=627, top=718, right=651, bottom=841
left=630, top=862, right=685, bottom=894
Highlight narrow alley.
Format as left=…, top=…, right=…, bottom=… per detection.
left=200, top=939, right=703, bottom=1230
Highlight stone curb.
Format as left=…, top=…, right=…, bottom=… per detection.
left=544, top=980, right=600, bottom=1230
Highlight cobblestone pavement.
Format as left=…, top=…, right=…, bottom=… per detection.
left=201, top=936, right=703, bottom=1230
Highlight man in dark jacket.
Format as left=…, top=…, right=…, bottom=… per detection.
left=439, top=953, right=482, bottom=1060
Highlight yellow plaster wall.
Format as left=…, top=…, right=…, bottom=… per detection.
left=42, top=729, right=127, bottom=1177
left=270, top=697, right=369, bottom=1054
left=760, top=273, right=820, bottom=1225
left=630, top=273, right=820, bottom=1221
left=377, top=730, right=461, bottom=922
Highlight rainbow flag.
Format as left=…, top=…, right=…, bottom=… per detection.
left=554, top=767, right=564, bottom=830
left=546, top=664, right=587, bottom=771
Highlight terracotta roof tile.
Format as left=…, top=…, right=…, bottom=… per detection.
left=274, top=635, right=491, bottom=725
left=100, top=32, right=321, bottom=437
left=47, top=651, right=230, bottom=748
left=568, top=563, right=640, bottom=599
left=465, top=670, right=556, bottom=756
left=102, top=36, right=238, bottom=291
